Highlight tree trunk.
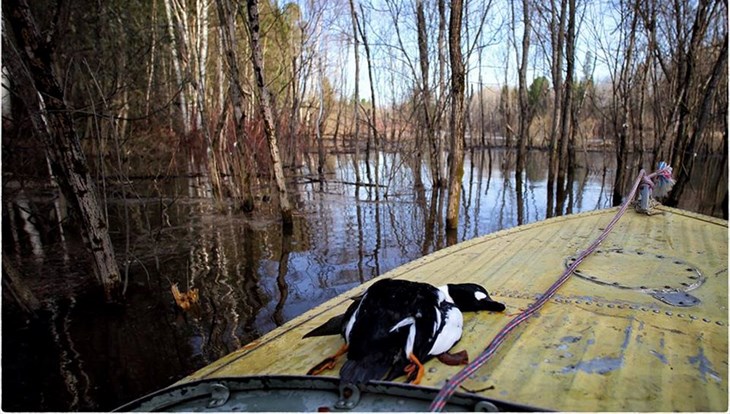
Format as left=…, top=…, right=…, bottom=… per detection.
left=446, top=0, right=465, bottom=231
left=163, top=0, right=192, bottom=135
left=555, top=0, right=576, bottom=216
left=348, top=0, right=363, bottom=192
left=3, top=0, right=121, bottom=302
left=416, top=0, right=437, bottom=189
left=546, top=0, right=566, bottom=218
left=216, top=0, right=254, bottom=211
left=315, top=24, right=326, bottom=187
left=515, top=0, right=531, bottom=220
left=666, top=33, right=728, bottom=206
left=611, top=0, right=639, bottom=207
left=245, top=0, right=294, bottom=228
left=435, top=0, right=448, bottom=188
left=357, top=4, right=379, bottom=199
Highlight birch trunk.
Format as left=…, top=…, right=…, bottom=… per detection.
left=245, top=0, right=294, bottom=228
left=163, top=0, right=191, bottom=135
left=216, top=0, right=254, bottom=211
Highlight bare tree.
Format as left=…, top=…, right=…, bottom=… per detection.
left=216, top=0, right=255, bottom=211
left=446, top=0, right=465, bottom=231
left=416, top=0, right=437, bottom=189
left=515, top=0, right=532, bottom=224
left=554, top=0, right=576, bottom=215
left=664, top=0, right=728, bottom=205
left=435, top=0, right=449, bottom=188
left=536, top=0, right=567, bottom=218
left=245, top=0, right=294, bottom=228
left=356, top=4, right=380, bottom=198
left=348, top=0, right=363, bottom=191
left=609, top=0, right=639, bottom=206
left=3, top=0, right=121, bottom=302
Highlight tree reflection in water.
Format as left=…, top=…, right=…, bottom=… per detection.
left=1, top=148, right=725, bottom=411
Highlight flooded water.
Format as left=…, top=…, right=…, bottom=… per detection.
left=2, top=148, right=726, bottom=411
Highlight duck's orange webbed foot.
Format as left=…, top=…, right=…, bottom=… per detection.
left=307, top=344, right=348, bottom=375
left=404, top=353, right=425, bottom=384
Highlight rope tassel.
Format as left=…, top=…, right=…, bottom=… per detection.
left=428, top=164, right=674, bottom=412
left=652, top=161, right=676, bottom=198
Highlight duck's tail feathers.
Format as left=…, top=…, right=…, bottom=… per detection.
left=303, top=314, right=346, bottom=338
left=339, top=353, right=392, bottom=385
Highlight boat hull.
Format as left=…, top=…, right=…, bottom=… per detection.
left=160, top=207, right=727, bottom=411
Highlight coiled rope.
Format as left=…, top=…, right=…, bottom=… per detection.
left=429, top=165, right=673, bottom=412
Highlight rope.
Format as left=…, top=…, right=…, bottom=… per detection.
left=429, top=166, right=672, bottom=411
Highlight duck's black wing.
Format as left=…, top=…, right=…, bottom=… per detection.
left=340, top=279, right=440, bottom=384
left=303, top=295, right=363, bottom=338
left=303, top=314, right=347, bottom=338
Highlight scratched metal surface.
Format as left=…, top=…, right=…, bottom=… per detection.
left=180, top=206, right=728, bottom=411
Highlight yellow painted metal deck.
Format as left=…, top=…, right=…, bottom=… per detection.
left=181, top=207, right=728, bottom=411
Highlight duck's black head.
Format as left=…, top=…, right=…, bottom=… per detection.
left=444, top=283, right=505, bottom=312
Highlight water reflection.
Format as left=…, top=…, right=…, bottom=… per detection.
left=1, top=148, right=725, bottom=411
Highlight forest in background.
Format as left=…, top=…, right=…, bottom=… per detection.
left=2, top=0, right=727, bottom=302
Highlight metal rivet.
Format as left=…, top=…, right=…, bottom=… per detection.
left=677, top=314, right=684, bottom=318
left=716, top=321, right=724, bottom=326
left=689, top=315, right=697, bottom=320
left=665, top=311, right=673, bottom=316
left=640, top=307, right=648, bottom=312
left=607, top=304, right=615, bottom=308
left=703, top=318, right=710, bottom=323
left=596, top=303, right=603, bottom=307
left=653, top=309, right=660, bottom=314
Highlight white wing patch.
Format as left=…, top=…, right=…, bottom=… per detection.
left=344, top=294, right=366, bottom=343
left=437, top=285, right=454, bottom=303
left=433, top=307, right=441, bottom=335
left=428, top=307, right=463, bottom=356
left=390, top=317, right=417, bottom=358
left=474, top=291, right=487, bottom=301
left=390, top=316, right=416, bottom=332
